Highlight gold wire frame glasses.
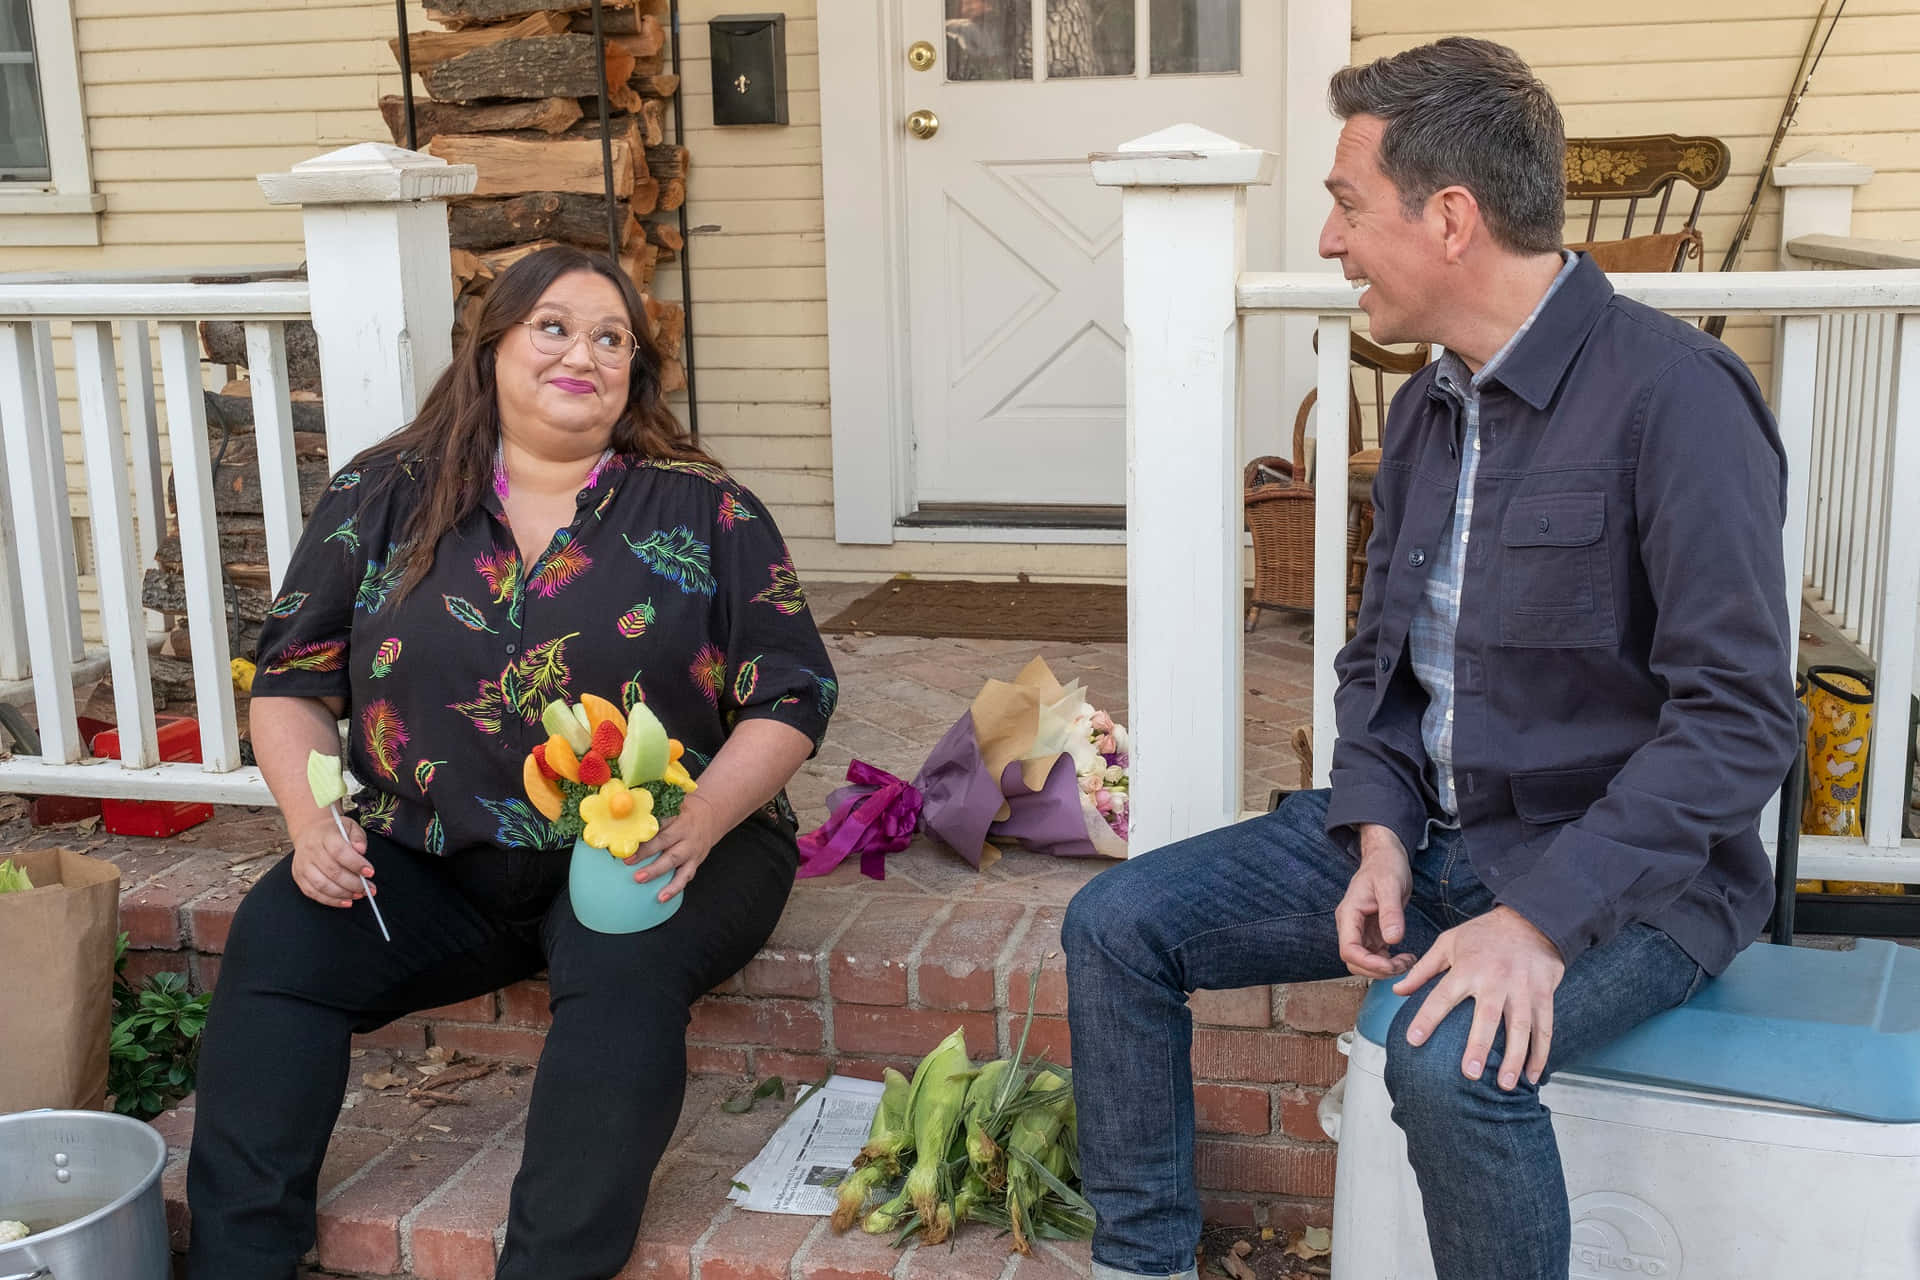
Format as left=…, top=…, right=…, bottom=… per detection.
left=517, top=311, right=640, bottom=366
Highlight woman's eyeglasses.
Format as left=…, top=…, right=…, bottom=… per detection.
left=518, top=311, right=639, bottom=366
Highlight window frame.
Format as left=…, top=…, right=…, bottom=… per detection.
left=0, top=0, right=103, bottom=246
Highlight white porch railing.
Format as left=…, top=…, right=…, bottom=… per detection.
left=1100, top=125, right=1920, bottom=888
left=0, top=144, right=473, bottom=806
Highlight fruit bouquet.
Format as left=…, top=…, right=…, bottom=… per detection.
left=519, top=692, right=700, bottom=933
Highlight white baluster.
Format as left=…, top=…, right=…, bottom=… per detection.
left=245, top=322, right=303, bottom=594
left=121, top=319, right=164, bottom=584
left=1765, top=314, right=1820, bottom=843
left=1865, top=313, right=1920, bottom=852
left=72, top=321, right=158, bottom=768
left=157, top=320, right=241, bottom=772
left=0, top=322, right=80, bottom=759
left=1312, top=314, right=1351, bottom=789
left=32, top=321, right=86, bottom=664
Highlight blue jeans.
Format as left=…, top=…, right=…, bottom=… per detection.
left=1062, top=790, right=1705, bottom=1280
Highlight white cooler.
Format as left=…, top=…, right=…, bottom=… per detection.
left=1320, top=938, right=1920, bottom=1279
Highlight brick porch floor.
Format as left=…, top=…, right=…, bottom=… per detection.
left=3, top=582, right=1349, bottom=1278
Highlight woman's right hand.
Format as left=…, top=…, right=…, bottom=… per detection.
left=290, top=809, right=374, bottom=908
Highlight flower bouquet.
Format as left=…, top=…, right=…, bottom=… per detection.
left=520, top=692, right=699, bottom=933
left=799, top=658, right=1129, bottom=879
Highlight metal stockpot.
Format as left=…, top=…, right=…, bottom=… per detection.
left=0, top=1110, right=169, bottom=1280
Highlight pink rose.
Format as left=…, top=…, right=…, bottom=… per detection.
left=1090, top=711, right=1115, bottom=733
left=1095, top=733, right=1118, bottom=755
left=1079, top=771, right=1103, bottom=795
left=1095, top=788, right=1113, bottom=811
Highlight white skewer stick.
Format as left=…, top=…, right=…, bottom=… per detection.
left=329, top=804, right=391, bottom=943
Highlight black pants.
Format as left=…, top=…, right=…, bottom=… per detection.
left=183, top=816, right=796, bottom=1280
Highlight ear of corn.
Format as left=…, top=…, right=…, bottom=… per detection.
left=827, top=977, right=1092, bottom=1254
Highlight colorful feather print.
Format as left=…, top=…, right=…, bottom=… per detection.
left=621, top=668, right=647, bottom=715
left=425, top=813, right=445, bottom=855
left=529, top=534, right=592, bottom=599
left=355, top=544, right=404, bottom=614
left=264, top=640, right=347, bottom=675
left=732, top=656, right=761, bottom=705
left=265, top=590, right=309, bottom=619
left=623, top=527, right=716, bottom=596
left=478, top=796, right=554, bottom=849
left=798, top=667, right=839, bottom=720
left=508, top=634, right=577, bottom=722
left=359, top=791, right=398, bottom=834
left=323, top=516, right=360, bottom=554
left=750, top=557, right=807, bottom=615
left=361, top=700, right=409, bottom=780
left=641, top=458, right=731, bottom=487
left=443, top=594, right=497, bottom=633
left=328, top=471, right=361, bottom=492
left=369, top=637, right=402, bottom=678
left=474, top=549, right=520, bottom=604
left=414, top=759, right=444, bottom=791
left=716, top=492, right=757, bottom=529
left=617, top=600, right=656, bottom=639
left=690, top=644, right=727, bottom=706
left=449, top=679, right=508, bottom=735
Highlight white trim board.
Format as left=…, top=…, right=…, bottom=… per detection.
left=819, top=0, right=1353, bottom=547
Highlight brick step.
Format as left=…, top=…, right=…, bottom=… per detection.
left=154, top=1077, right=1098, bottom=1280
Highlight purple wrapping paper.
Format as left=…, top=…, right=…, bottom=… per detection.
left=913, top=712, right=1107, bottom=867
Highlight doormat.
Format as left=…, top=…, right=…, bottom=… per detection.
left=820, top=578, right=1128, bottom=643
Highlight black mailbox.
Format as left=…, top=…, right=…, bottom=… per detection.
left=709, top=14, right=788, bottom=126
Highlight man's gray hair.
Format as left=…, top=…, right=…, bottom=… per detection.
left=1329, top=37, right=1565, bottom=255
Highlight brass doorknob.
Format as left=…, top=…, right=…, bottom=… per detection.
left=908, top=40, right=937, bottom=71
left=905, top=109, right=939, bottom=140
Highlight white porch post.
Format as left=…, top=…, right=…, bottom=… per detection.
left=1093, top=126, right=1276, bottom=855
left=1772, top=150, right=1874, bottom=269
left=258, top=144, right=476, bottom=470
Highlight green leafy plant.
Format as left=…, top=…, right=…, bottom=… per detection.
left=108, top=931, right=211, bottom=1120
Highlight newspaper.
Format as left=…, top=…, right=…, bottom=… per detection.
left=728, top=1074, right=888, bottom=1215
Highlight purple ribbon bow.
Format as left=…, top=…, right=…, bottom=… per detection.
left=795, top=760, right=924, bottom=880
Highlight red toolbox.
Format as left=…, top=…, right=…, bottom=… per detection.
left=28, top=715, right=115, bottom=826
left=91, top=716, right=214, bottom=838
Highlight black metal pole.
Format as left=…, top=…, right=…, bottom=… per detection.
left=589, top=0, right=621, bottom=267
left=669, top=0, right=699, bottom=440
left=394, top=0, right=417, bottom=150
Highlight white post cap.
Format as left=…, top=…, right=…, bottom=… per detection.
left=258, top=143, right=478, bottom=206
left=1771, top=149, right=1874, bottom=189
left=1091, top=124, right=1278, bottom=189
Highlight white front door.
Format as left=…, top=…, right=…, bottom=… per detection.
left=901, top=0, right=1284, bottom=510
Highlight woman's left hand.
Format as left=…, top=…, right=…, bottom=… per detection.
left=625, top=794, right=722, bottom=902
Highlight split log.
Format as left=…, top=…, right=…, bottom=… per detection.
left=423, top=35, right=634, bottom=106
left=644, top=144, right=688, bottom=181
left=480, top=239, right=565, bottom=275
left=389, top=11, right=568, bottom=73
left=427, top=0, right=633, bottom=29
left=630, top=72, right=679, bottom=99
left=619, top=242, right=658, bottom=290
left=642, top=299, right=683, bottom=358
left=568, top=1, right=665, bottom=37
left=425, top=134, right=633, bottom=198
left=449, top=193, right=641, bottom=252
left=200, top=320, right=321, bottom=392
left=380, top=95, right=580, bottom=145
left=639, top=99, right=664, bottom=146
left=604, top=18, right=666, bottom=60
left=659, top=356, right=685, bottom=395
left=201, top=391, right=328, bottom=438
left=641, top=218, right=682, bottom=256
left=658, top=177, right=684, bottom=212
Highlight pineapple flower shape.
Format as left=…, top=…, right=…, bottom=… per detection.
left=579, top=778, right=660, bottom=858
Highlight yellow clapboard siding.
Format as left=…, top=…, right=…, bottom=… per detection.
left=724, top=468, right=832, bottom=507
left=1357, top=0, right=1918, bottom=37
left=688, top=166, right=826, bottom=201
left=681, top=91, right=823, bottom=130
left=83, top=41, right=394, bottom=84
left=1356, top=14, right=1920, bottom=65
left=677, top=126, right=823, bottom=164
left=686, top=302, right=828, bottom=338
left=79, top=6, right=393, bottom=52
left=693, top=368, right=829, bottom=404
left=91, top=145, right=364, bottom=183
left=674, top=11, right=819, bottom=56
left=678, top=199, right=826, bottom=235
left=701, top=435, right=833, bottom=470
left=695, top=402, right=831, bottom=437
left=678, top=233, right=826, bottom=269
left=89, top=111, right=377, bottom=150
left=84, top=77, right=399, bottom=117
left=683, top=266, right=827, bottom=302
left=694, top=335, right=829, bottom=368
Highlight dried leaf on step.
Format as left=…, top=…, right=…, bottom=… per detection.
left=720, top=1075, right=786, bottom=1114
left=362, top=1069, right=410, bottom=1090
left=1220, top=1254, right=1256, bottom=1280
left=1231, top=1241, right=1251, bottom=1258
left=1283, top=1227, right=1332, bottom=1260
left=423, top=1044, right=459, bottom=1066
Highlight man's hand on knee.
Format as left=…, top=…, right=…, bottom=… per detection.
left=1394, top=906, right=1564, bottom=1091
left=1336, top=824, right=1417, bottom=979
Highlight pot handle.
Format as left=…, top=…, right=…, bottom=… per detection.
left=0, top=1267, right=52, bottom=1279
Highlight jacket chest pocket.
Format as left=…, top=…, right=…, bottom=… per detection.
left=1499, top=492, right=1617, bottom=647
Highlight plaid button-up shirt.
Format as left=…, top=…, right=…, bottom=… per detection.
left=1409, top=251, right=1578, bottom=818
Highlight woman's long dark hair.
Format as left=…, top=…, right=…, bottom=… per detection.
left=354, top=245, right=717, bottom=600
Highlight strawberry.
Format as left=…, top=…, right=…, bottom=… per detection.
left=577, top=752, right=612, bottom=786
left=590, top=719, right=624, bottom=761
left=531, top=743, right=560, bottom=781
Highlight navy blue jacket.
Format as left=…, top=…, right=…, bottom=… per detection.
left=1324, top=255, right=1798, bottom=975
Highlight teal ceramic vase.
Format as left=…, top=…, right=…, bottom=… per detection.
left=567, top=835, right=683, bottom=934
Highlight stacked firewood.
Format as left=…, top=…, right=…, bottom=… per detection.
left=382, top=0, right=688, bottom=390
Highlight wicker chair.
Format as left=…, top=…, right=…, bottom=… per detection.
left=1245, top=334, right=1430, bottom=633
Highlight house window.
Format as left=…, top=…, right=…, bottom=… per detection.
left=0, top=0, right=102, bottom=245
left=0, top=0, right=52, bottom=182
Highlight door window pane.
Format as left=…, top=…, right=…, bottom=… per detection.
left=1047, top=0, right=1134, bottom=79
left=946, top=0, right=1033, bottom=82
left=1150, top=0, right=1240, bottom=75
left=0, top=0, right=47, bottom=179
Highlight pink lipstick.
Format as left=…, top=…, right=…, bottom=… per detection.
left=550, top=377, right=596, bottom=395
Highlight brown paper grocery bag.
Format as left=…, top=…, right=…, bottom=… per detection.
left=0, top=847, right=121, bottom=1111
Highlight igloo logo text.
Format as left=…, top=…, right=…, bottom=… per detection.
left=1568, top=1192, right=1683, bottom=1278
